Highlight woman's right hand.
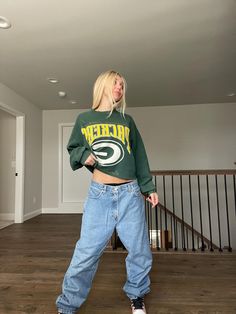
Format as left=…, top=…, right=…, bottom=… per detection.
left=84, top=153, right=98, bottom=166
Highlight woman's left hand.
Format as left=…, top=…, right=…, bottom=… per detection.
left=146, top=192, right=159, bottom=208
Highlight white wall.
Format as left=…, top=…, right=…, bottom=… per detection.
left=139, top=103, right=236, bottom=170
left=42, top=102, right=236, bottom=213
left=0, top=109, right=16, bottom=219
left=0, top=82, right=42, bottom=221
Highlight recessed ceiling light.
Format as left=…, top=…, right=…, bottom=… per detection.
left=58, top=91, right=67, bottom=98
left=227, top=93, right=235, bottom=97
left=47, top=78, right=59, bottom=83
left=70, top=100, right=77, bottom=104
left=0, top=16, right=11, bottom=29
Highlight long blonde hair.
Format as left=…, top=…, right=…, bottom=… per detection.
left=92, top=70, right=127, bottom=117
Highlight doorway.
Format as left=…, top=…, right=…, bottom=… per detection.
left=0, top=102, right=25, bottom=228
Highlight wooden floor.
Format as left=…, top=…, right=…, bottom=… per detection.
left=0, top=214, right=236, bottom=314
left=0, top=220, right=14, bottom=230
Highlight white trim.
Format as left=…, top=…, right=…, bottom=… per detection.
left=58, top=123, right=63, bottom=206
left=42, top=207, right=83, bottom=214
left=15, top=116, right=25, bottom=223
left=0, top=102, right=23, bottom=116
left=0, top=213, right=15, bottom=220
left=23, top=209, right=42, bottom=221
left=58, top=123, right=77, bottom=209
left=0, top=102, right=25, bottom=224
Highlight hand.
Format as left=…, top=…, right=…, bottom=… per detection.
left=146, top=192, right=159, bottom=208
left=84, top=153, right=98, bottom=166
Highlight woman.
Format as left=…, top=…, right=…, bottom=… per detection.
left=56, top=70, right=158, bottom=314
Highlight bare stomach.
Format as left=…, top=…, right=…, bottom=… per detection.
left=92, top=168, right=133, bottom=184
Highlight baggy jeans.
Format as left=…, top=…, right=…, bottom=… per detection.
left=56, top=179, right=153, bottom=314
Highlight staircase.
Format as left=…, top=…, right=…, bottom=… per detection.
left=110, top=169, right=236, bottom=253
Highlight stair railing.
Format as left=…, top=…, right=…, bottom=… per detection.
left=111, top=169, right=236, bottom=253
left=147, top=169, right=236, bottom=252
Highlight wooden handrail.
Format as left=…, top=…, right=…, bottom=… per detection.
left=151, top=169, right=236, bottom=176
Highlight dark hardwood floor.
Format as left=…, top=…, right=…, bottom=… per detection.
left=0, top=214, right=236, bottom=314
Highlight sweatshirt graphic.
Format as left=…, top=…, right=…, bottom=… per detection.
left=81, top=123, right=131, bottom=166
left=67, top=108, right=156, bottom=196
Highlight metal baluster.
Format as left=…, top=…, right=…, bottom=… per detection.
left=172, top=175, right=178, bottom=250
left=215, top=175, right=223, bottom=252
left=154, top=176, right=159, bottom=250
left=224, top=175, right=232, bottom=252
left=180, top=175, right=186, bottom=251
left=189, top=175, right=195, bottom=251
left=206, top=175, right=213, bottom=251
left=163, top=175, right=168, bottom=250
left=197, top=175, right=204, bottom=251
left=113, top=228, right=117, bottom=250
left=233, top=174, right=236, bottom=216
left=145, top=198, right=148, bottom=221
left=186, top=227, right=189, bottom=250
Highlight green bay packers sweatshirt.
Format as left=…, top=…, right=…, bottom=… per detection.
left=67, top=108, right=156, bottom=196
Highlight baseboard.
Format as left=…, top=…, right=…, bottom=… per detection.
left=42, top=208, right=83, bottom=214
left=23, top=209, right=42, bottom=222
left=0, top=213, right=14, bottom=220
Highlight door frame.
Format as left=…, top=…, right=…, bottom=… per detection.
left=0, top=102, right=25, bottom=223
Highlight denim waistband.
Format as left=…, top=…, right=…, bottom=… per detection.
left=90, top=179, right=139, bottom=192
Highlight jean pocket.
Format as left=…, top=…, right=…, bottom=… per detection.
left=132, top=186, right=142, bottom=197
left=88, top=186, right=104, bottom=199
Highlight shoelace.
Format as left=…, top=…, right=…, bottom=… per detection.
left=131, top=297, right=144, bottom=309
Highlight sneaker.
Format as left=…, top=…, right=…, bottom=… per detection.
left=130, top=297, right=147, bottom=314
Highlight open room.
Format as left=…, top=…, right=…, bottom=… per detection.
left=0, top=1, right=236, bottom=313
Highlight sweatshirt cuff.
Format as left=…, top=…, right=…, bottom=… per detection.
left=139, top=180, right=156, bottom=196
left=146, top=189, right=157, bottom=196
left=80, top=149, right=92, bottom=166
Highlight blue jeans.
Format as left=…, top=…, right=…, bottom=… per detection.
left=56, top=179, right=152, bottom=314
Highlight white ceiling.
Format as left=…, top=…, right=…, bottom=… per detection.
left=0, top=0, right=235, bottom=110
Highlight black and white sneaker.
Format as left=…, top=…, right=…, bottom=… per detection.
left=130, top=297, right=147, bottom=314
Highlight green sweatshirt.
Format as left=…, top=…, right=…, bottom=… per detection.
left=67, top=108, right=156, bottom=196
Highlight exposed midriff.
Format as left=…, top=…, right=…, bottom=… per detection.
left=92, top=168, right=133, bottom=184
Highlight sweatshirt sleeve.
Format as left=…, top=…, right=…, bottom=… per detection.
left=67, top=115, right=92, bottom=171
left=129, top=116, right=156, bottom=195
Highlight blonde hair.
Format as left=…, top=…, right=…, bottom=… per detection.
left=92, top=70, right=127, bottom=117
